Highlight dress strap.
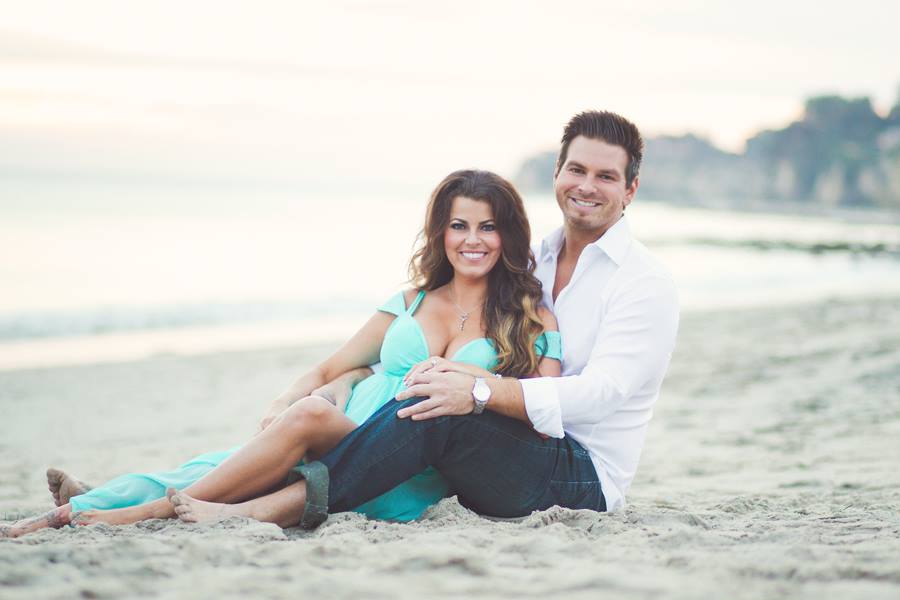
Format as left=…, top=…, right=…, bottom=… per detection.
left=408, top=290, right=426, bottom=314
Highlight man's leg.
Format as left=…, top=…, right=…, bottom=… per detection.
left=315, top=397, right=604, bottom=519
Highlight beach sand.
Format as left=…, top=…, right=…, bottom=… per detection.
left=2, top=297, right=899, bottom=599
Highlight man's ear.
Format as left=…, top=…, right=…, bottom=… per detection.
left=624, top=176, right=639, bottom=208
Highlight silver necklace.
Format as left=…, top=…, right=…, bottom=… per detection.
left=449, top=287, right=481, bottom=331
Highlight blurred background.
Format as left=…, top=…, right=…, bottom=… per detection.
left=2, top=0, right=899, bottom=369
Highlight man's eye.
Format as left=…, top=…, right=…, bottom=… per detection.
left=569, top=167, right=583, bottom=174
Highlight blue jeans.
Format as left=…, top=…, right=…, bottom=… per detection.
left=316, top=397, right=605, bottom=519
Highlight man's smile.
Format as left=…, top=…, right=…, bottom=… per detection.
left=569, top=196, right=601, bottom=208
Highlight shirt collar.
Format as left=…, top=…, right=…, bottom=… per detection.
left=591, top=216, right=632, bottom=265
left=539, top=215, right=632, bottom=266
left=539, top=227, right=566, bottom=263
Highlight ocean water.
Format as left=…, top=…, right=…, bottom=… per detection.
left=2, top=178, right=899, bottom=370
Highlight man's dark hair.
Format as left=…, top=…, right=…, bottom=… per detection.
left=556, top=111, right=644, bottom=186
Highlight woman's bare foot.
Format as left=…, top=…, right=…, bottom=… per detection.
left=71, top=497, right=173, bottom=527
left=47, top=468, right=91, bottom=506
left=167, top=488, right=250, bottom=523
left=1, top=505, right=72, bottom=538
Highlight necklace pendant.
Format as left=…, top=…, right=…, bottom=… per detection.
left=459, top=314, right=468, bottom=331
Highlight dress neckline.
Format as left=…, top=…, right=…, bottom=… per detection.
left=402, top=290, right=488, bottom=360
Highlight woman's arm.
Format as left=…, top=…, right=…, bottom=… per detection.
left=260, top=310, right=395, bottom=426
left=309, top=366, right=373, bottom=412
left=532, top=307, right=561, bottom=378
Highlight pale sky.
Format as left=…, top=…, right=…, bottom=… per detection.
left=1, top=0, right=898, bottom=191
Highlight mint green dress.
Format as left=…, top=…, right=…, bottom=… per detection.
left=69, top=291, right=562, bottom=521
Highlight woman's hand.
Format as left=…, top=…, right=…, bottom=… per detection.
left=309, top=366, right=372, bottom=412
left=403, top=356, right=473, bottom=387
left=258, top=393, right=294, bottom=432
left=309, top=380, right=349, bottom=411
left=257, top=408, right=283, bottom=434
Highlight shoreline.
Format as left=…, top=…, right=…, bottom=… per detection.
left=4, top=293, right=900, bottom=374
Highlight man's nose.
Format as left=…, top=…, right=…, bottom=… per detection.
left=578, top=179, right=597, bottom=194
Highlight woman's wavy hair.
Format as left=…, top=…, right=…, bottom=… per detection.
left=408, top=170, right=547, bottom=377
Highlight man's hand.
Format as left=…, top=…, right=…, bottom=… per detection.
left=395, top=371, right=475, bottom=420
left=402, top=356, right=478, bottom=387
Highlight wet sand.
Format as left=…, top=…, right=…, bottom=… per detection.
left=2, top=297, right=899, bottom=599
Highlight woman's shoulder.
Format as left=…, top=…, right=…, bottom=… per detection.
left=378, top=289, right=422, bottom=316
left=402, top=288, right=422, bottom=307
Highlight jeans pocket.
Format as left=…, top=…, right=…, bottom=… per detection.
left=536, top=480, right=605, bottom=512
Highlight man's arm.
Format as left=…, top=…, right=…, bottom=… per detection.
left=396, top=274, right=678, bottom=433
left=396, top=307, right=561, bottom=423
left=521, top=274, right=679, bottom=437
left=395, top=369, right=530, bottom=421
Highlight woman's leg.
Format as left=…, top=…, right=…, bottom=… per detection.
left=1, top=505, right=72, bottom=538
left=168, top=483, right=308, bottom=528
left=73, top=396, right=357, bottom=527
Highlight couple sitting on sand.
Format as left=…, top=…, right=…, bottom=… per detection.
left=3, top=110, right=679, bottom=538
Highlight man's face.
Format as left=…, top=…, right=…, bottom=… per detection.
left=554, top=136, right=638, bottom=238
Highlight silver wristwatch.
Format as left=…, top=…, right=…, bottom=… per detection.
left=472, top=377, right=491, bottom=414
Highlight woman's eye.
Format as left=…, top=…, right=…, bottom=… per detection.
left=450, top=222, right=466, bottom=230
left=481, top=224, right=496, bottom=232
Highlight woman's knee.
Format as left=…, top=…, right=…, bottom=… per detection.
left=277, top=395, right=338, bottom=434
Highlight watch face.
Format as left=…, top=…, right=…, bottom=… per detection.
left=473, top=379, right=491, bottom=402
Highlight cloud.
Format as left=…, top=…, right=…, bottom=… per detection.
left=0, top=28, right=360, bottom=80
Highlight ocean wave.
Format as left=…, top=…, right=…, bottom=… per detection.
left=0, top=299, right=369, bottom=342
left=656, top=238, right=900, bottom=258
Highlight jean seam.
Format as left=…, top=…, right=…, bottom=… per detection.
left=461, top=416, right=559, bottom=452
left=329, top=414, right=440, bottom=498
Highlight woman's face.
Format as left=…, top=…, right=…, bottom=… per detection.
left=443, top=196, right=502, bottom=281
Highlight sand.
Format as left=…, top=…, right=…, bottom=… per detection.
left=2, top=297, right=900, bottom=599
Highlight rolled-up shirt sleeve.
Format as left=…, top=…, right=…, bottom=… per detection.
left=521, top=274, right=679, bottom=437
left=521, top=376, right=564, bottom=437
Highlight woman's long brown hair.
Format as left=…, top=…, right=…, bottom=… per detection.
left=408, top=170, right=547, bottom=377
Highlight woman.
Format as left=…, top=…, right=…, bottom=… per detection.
left=2, top=170, right=561, bottom=538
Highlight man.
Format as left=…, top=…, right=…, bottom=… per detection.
left=175, top=110, right=679, bottom=526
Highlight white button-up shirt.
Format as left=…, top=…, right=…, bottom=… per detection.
left=520, top=216, right=679, bottom=511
